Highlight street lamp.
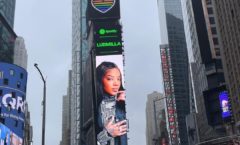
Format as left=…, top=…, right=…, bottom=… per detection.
left=34, top=63, right=46, bottom=145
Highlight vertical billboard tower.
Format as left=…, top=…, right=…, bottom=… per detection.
left=0, top=62, right=27, bottom=144
left=87, top=0, right=128, bottom=144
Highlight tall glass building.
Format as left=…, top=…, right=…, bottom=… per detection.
left=158, top=0, right=190, bottom=144
left=0, top=13, right=16, bottom=63
left=0, top=0, right=16, bottom=28
left=71, top=0, right=88, bottom=144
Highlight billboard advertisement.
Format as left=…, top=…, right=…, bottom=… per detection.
left=95, top=54, right=128, bottom=145
left=160, top=46, right=180, bottom=145
left=87, top=0, right=120, bottom=20
left=0, top=123, right=23, bottom=145
left=0, top=62, right=27, bottom=138
left=219, top=91, right=231, bottom=118
left=93, top=21, right=122, bottom=55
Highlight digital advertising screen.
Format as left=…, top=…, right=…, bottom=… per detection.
left=219, top=91, right=231, bottom=118
left=95, top=54, right=128, bottom=145
left=0, top=123, right=23, bottom=145
left=93, top=21, right=122, bottom=55
left=87, top=0, right=120, bottom=20
left=0, top=62, right=27, bottom=138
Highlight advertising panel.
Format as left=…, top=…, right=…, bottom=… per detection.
left=0, top=62, right=27, bottom=138
left=0, top=123, right=23, bottom=145
left=87, top=0, right=120, bottom=20
left=93, top=21, right=122, bottom=55
left=219, top=91, right=231, bottom=118
left=160, top=46, right=179, bottom=145
left=95, top=55, right=128, bottom=145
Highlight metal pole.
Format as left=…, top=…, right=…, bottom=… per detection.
left=34, top=63, right=46, bottom=145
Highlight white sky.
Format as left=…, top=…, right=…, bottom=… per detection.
left=14, top=0, right=163, bottom=144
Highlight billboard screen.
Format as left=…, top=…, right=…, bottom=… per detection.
left=219, top=91, right=231, bottom=118
left=87, top=0, right=120, bottom=20
left=93, top=21, right=122, bottom=55
left=0, top=123, right=23, bottom=145
left=95, top=54, right=128, bottom=145
left=0, top=62, right=27, bottom=138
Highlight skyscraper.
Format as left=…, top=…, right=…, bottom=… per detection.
left=0, top=0, right=16, bottom=28
left=157, top=0, right=190, bottom=144
left=146, top=91, right=167, bottom=145
left=60, top=70, right=72, bottom=145
left=181, top=0, right=224, bottom=143
left=0, top=13, right=16, bottom=63
left=213, top=0, right=240, bottom=132
left=71, top=0, right=88, bottom=144
left=14, top=36, right=28, bottom=69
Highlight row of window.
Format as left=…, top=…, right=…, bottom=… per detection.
left=1, top=78, right=25, bottom=90
left=0, top=70, right=24, bottom=79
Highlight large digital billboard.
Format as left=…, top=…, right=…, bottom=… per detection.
left=95, top=54, right=128, bottom=145
left=0, top=123, right=23, bottom=145
left=87, top=0, right=120, bottom=20
left=0, top=62, right=27, bottom=138
left=93, top=21, right=122, bottom=55
left=219, top=91, right=231, bottom=118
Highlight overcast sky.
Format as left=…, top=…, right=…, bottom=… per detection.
left=14, top=0, right=163, bottom=145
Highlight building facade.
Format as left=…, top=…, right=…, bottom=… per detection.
left=0, top=13, right=16, bottom=63
left=0, top=0, right=16, bottom=28
left=71, top=0, right=88, bottom=144
left=213, top=0, right=240, bottom=131
left=14, top=36, right=28, bottom=69
left=60, top=70, right=72, bottom=145
left=157, top=0, right=190, bottom=144
left=146, top=91, right=167, bottom=145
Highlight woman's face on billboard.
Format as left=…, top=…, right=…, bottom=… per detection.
left=102, top=68, right=121, bottom=96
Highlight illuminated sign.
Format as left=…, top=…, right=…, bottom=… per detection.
left=94, top=21, right=122, bottom=55
left=91, top=0, right=116, bottom=13
left=219, top=91, right=231, bottom=118
left=88, top=0, right=120, bottom=20
left=0, top=123, right=23, bottom=145
left=160, top=46, right=179, bottom=144
left=0, top=62, right=27, bottom=138
left=95, top=55, right=127, bottom=145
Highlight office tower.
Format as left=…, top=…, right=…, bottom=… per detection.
left=14, top=36, right=28, bottom=69
left=60, top=70, right=72, bottom=145
left=157, top=0, right=190, bottom=144
left=71, top=0, right=88, bottom=144
left=213, top=0, right=240, bottom=132
left=0, top=13, right=16, bottom=63
left=0, top=0, right=16, bottom=28
left=180, top=0, right=224, bottom=143
left=146, top=91, right=167, bottom=145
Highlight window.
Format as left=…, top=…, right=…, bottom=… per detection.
left=209, top=17, right=215, bottom=24
left=12, top=92, right=16, bottom=98
left=211, top=27, right=217, bottom=35
left=206, top=0, right=212, bottom=5
left=3, top=79, right=8, bottom=85
left=20, top=73, right=24, bottom=79
left=10, top=69, right=14, bottom=76
left=17, top=81, right=21, bottom=89
left=207, top=7, right=213, bottom=14
left=0, top=71, right=3, bottom=78
left=213, top=38, right=219, bottom=45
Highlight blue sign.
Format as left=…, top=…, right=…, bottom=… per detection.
left=219, top=91, right=231, bottom=118
left=0, top=62, right=27, bottom=138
